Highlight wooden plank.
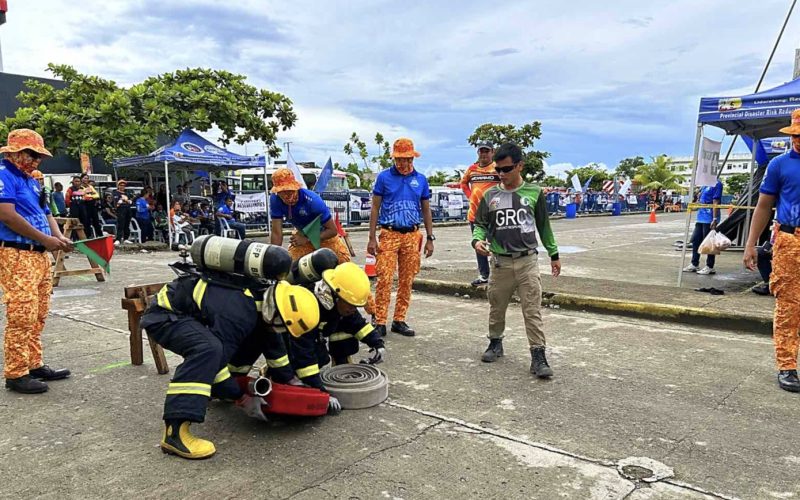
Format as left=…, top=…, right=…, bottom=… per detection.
left=52, top=268, right=105, bottom=278
left=148, top=335, right=170, bottom=374
left=124, top=283, right=166, bottom=299
left=128, top=309, right=144, bottom=366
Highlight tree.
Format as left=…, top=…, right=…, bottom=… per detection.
left=427, top=170, right=449, bottom=186
left=0, top=64, right=297, bottom=163
left=467, top=122, right=549, bottom=181
left=541, top=175, right=567, bottom=188
left=342, top=132, right=391, bottom=190
left=634, top=155, right=685, bottom=200
left=615, top=156, right=645, bottom=180
left=564, top=163, right=611, bottom=190
left=724, top=173, right=749, bottom=196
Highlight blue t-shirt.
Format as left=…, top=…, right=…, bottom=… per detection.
left=372, top=166, right=431, bottom=228
left=270, top=188, right=332, bottom=230
left=52, top=191, right=66, bottom=215
left=696, top=180, right=723, bottom=224
left=135, top=197, right=151, bottom=220
left=217, top=204, right=237, bottom=223
left=761, top=149, right=800, bottom=227
left=0, top=159, right=52, bottom=244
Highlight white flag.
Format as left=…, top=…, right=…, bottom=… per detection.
left=286, top=155, right=307, bottom=189
left=696, top=138, right=721, bottom=187
left=619, top=179, right=632, bottom=196
left=570, top=174, right=582, bottom=192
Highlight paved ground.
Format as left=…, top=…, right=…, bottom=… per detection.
left=0, top=244, right=796, bottom=499
left=333, top=213, right=773, bottom=327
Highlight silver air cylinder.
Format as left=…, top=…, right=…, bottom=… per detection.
left=190, top=235, right=291, bottom=281
left=287, top=247, right=339, bottom=285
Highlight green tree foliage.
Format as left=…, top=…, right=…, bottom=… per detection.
left=0, top=64, right=297, bottom=163
left=724, top=173, right=750, bottom=195
left=427, top=170, right=450, bottom=186
left=634, top=155, right=685, bottom=199
left=541, top=175, right=567, bottom=188
left=467, top=122, right=549, bottom=181
left=342, top=132, right=391, bottom=190
left=615, top=156, right=645, bottom=180
left=564, top=163, right=611, bottom=190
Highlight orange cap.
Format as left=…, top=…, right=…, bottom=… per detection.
left=0, top=129, right=52, bottom=157
left=30, top=169, right=44, bottom=180
left=271, top=168, right=302, bottom=193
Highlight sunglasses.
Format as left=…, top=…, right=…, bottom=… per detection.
left=25, top=150, right=42, bottom=160
left=495, top=164, right=517, bottom=174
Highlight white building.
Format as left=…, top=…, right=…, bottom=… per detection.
left=669, top=153, right=753, bottom=188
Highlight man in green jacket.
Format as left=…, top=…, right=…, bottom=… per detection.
left=472, top=143, right=561, bottom=377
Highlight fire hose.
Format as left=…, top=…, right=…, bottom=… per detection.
left=236, top=376, right=329, bottom=416
left=320, top=364, right=389, bottom=409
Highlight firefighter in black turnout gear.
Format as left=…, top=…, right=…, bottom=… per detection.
left=140, top=239, right=321, bottom=460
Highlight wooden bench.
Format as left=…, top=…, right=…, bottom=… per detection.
left=121, top=283, right=169, bottom=374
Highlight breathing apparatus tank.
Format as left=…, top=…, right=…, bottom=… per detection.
left=287, top=248, right=339, bottom=286
left=189, top=235, right=291, bottom=282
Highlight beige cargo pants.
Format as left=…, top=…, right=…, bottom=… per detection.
left=487, top=253, right=545, bottom=347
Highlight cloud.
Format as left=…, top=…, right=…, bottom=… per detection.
left=2, top=0, right=799, bottom=173
left=544, top=161, right=611, bottom=179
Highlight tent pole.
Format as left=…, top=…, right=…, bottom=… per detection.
left=165, top=160, right=172, bottom=247
left=263, top=151, right=270, bottom=235
left=742, top=140, right=758, bottom=248
left=678, top=124, right=703, bottom=287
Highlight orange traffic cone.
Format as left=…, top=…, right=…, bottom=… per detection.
left=648, top=207, right=657, bottom=223
left=364, top=254, right=377, bottom=278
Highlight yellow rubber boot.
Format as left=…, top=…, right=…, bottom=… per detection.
left=160, top=421, right=216, bottom=459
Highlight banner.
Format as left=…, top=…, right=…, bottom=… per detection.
left=618, top=179, right=632, bottom=196
left=570, top=174, right=582, bottom=192
left=235, top=192, right=267, bottom=214
left=696, top=138, right=721, bottom=187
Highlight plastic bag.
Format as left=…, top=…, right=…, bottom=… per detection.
left=698, top=230, right=731, bottom=255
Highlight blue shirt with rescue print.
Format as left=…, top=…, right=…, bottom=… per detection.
left=0, top=159, right=52, bottom=245
left=761, top=149, right=800, bottom=227
left=696, top=180, right=723, bottom=224
left=270, top=188, right=332, bottom=230
left=373, top=166, right=431, bottom=229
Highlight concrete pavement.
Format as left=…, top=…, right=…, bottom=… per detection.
left=0, top=246, right=796, bottom=498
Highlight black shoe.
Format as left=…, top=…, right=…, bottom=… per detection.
left=5, top=375, right=48, bottom=394
left=471, top=276, right=489, bottom=287
left=778, top=370, right=800, bottom=393
left=530, top=346, right=553, bottom=378
left=374, top=324, right=387, bottom=337
left=29, top=365, right=71, bottom=381
left=481, top=339, right=504, bottom=363
left=391, top=321, right=415, bottom=337
left=751, top=283, right=771, bottom=296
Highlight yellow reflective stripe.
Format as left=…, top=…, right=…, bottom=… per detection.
left=156, top=285, right=173, bottom=311
left=354, top=324, right=373, bottom=341
left=213, top=367, right=231, bottom=384
left=227, top=363, right=252, bottom=375
left=244, top=289, right=254, bottom=298
left=329, top=332, right=353, bottom=342
left=295, top=364, right=320, bottom=378
left=266, top=355, right=290, bottom=368
left=254, top=300, right=263, bottom=312
left=166, top=382, right=211, bottom=397
left=192, top=280, right=208, bottom=309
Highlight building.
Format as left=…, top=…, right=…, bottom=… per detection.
left=669, top=153, right=754, bottom=188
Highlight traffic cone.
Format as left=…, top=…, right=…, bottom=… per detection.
left=364, top=254, right=377, bottom=278
left=648, top=207, right=657, bottom=223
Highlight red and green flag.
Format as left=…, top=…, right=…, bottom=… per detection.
left=74, top=235, right=115, bottom=273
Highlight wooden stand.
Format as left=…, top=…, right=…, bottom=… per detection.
left=121, top=283, right=169, bottom=374
left=52, top=217, right=105, bottom=287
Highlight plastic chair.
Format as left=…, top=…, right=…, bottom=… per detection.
left=100, top=216, right=116, bottom=237
left=128, top=218, right=142, bottom=244
left=219, top=218, right=241, bottom=239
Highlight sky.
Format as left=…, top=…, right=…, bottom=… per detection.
left=2, top=0, right=800, bottom=178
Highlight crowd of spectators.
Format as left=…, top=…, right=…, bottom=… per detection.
left=543, top=188, right=683, bottom=215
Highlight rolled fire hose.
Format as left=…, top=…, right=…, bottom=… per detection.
left=320, top=364, right=389, bottom=409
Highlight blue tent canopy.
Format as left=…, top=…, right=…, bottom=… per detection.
left=698, top=78, right=800, bottom=139
left=112, top=129, right=264, bottom=173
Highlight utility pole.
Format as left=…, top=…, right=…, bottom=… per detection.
left=794, top=48, right=800, bottom=79
left=0, top=0, right=7, bottom=73
left=284, top=142, right=292, bottom=160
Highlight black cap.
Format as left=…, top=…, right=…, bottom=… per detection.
left=476, top=141, right=494, bottom=151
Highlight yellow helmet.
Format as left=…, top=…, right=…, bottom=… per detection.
left=273, top=281, right=320, bottom=337
left=30, top=170, right=44, bottom=180
left=322, top=262, right=370, bottom=307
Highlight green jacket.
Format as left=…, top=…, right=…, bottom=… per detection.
left=471, top=182, right=559, bottom=261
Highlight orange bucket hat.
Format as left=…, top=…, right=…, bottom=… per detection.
left=779, top=109, right=800, bottom=135
left=391, top=137, right=420, bottom=158
left=0, top=129, right=53, bottom=157
left=271, top=168, right=302, bottom=193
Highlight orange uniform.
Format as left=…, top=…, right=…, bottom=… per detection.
left=460, top=162, right=500, bottom=222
